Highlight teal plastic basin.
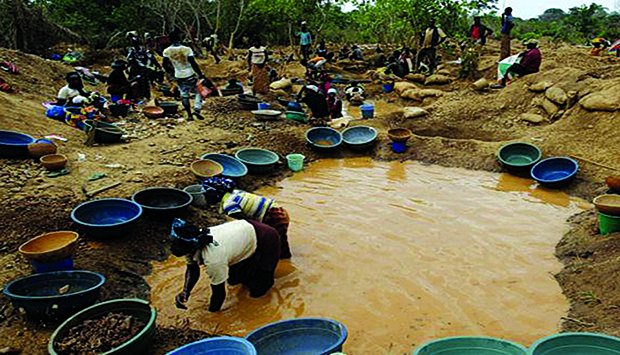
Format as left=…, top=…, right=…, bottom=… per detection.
left=529, top=332, right=620, bottom=355
left=599, top=212, right=620, bottom=235
left=497, top=142, right=542, bottom=172
left=235, top=148, right=279, bottom=174
left=414, top=336, right=527, bottom=355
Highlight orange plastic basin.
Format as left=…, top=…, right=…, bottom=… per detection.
left=19, top=231, right=79, bottom=263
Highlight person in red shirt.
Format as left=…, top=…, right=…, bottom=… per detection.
left=496, top=39, right=542, bottom=88
left=469, top=17, right=493, bottom=45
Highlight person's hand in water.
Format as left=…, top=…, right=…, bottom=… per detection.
left=175, top=292, right=188, bottom=310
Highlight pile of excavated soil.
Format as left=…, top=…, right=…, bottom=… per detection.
left=0, top=40, right=618, bottom=352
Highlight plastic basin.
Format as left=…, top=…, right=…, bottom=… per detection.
left=200, top=153, right=248, bottom=178
left=158, top=102, right=179, bottom=115
left=606, top=176, right=620, bottom=193
left=305, top=127, right=343, bottom=152
left=3, top=270, right=105, bottom=321
left=252, top=110, right=282, bottom=121
left=84, top=120, right=124, bottom=144
left=28, top=139, right=57, bottom=158
left=48, top=298, right=157, bottom=355
left=594, top=195, right=620, bottom=216
left=19, top=231, right=79, bottom=263
left=245, top=318, right=348, bottom=355
left=109, top=104, right=130, bottom=117
left=529, top=332, right=620, bottom=355
left=239, top=94, right=261, bottom=110
left=40, top=154, right=68, bottom=171
left=287, top=102, right=303, bottom=112
left=167, top=336, right=257, bottom=355
left=531, top=157, right=579, bottom=188
left=414, top=336, right=527, bottom=355
left=388, top=128, right=412, bottom=143
left=31, top=257, right=74, bottom=273
left=0, top=130, right=36, bottom=158
left=599, top=212, right=620, bottom=235
left=191, top=159, right=224, bottom=180
left=342, top=126, right=378, bottom=150
left=184, top=185, right=207, bottom=207
left=285, top=111, right=308, bottom=123
left=286, top=154, right=305, bottom=172
left=235, top=148, right=279, bottom=174
left=132, top=187, right=193, bottom=217
left=497, top=142, right=542, bottom=173
left=71, top=198, right=143, bottom=238
left=391, top=141, right=407, bottom=153
left=143, top=106, right=165, bottom=119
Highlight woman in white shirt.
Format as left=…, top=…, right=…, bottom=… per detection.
left=247, top=38, right=270, bottom=95
left=171, top=218, right=281, bottom=312
left=56, top=72, right=89, bottom=106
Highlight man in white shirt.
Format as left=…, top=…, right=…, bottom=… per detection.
left=162, top=30, right=206, bottom=121
left=171, top=218, right=281, bottom=312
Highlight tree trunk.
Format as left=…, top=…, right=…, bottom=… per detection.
left=228, top=0, right=245, bottom=51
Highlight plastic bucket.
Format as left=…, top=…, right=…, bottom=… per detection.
left=287, top=102, right=303, bottom=112
left=360, top=104, right=374, bottom=119
left=258, top=103, right=271, bottom=110
left=286, top=154, right=305, bottom=172
left=599, top=212, right=620, bottom=235
left=111, top=95, right=120, bottom=103
left=31, top=257, right=74, bottom=274
left=382, top=83, right=394, bottom=93
left=184, top=185, right=206, bottom=207
left=391, top=141, right=407, bottom=154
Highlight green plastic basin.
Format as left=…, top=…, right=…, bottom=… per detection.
left=48, top=298, right=157, bottom=355
left=529, top=332, right=620, bottom=355
left=414, top=336, right=527, bottom=355
left=497, top=142, right=542, bottom=172
left=599, top=212, right=620, bottom=235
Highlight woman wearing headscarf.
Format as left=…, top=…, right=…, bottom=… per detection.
left=247, top=38, right=270, bottom=95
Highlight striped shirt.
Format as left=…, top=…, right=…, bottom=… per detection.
left=220, top=190, right=277, bottom=222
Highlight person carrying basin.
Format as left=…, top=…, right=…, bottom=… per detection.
left=171, top=218, right=281, bottom=312
left=203, top=177, right=292, bottom=259
left=163, top=30, right=206, bottom=121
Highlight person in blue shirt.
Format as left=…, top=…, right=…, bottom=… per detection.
left=297, top=22, right=313, bottom=62
left=500, top=7, right=514, bottom=60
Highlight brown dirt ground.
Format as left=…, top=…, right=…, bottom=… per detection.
left=0, top=40, right=619, bottom=353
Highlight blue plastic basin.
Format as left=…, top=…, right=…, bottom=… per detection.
left=531, top=157, right=579, bottom=188
left=32, top=257, right=74, bottom=273
left=0, top=130, right=36, bottom=158
left=235, top=148, right=279, bottom=174
left=71, top=198, right=143, bottom=237
left=245, top=318, right=348, bottom=355
left=529, top=332, right=620, bottom=355
left=132, top=187, right=192, bottom=217
left=305, top=127, right=343, bottom=152
left=414, top=336, right=527, bottom=355
left=200, top=153, right=248, bottom=178
left=342, top=126, right=378, bottom=151
left=167, top=337, right=257, bottom=355
left=2, top=270, right=106, bottom=321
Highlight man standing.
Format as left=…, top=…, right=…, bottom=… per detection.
left=500, top=7, right=515, bottom=60
left=470, top=16, right=493, bottom=46
left=127, top=31, right=152, bottom=100
left=416, top=20, right=447, bottom=75
left=203, top=34, right=221, bottom=64
left=297, top=21, right=313, bottom=62
left=163, top=30, right=206, bottom=121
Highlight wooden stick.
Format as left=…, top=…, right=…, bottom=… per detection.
left=572, top=155, right=620, bottom=172
left=84, top=182, right=121, bottom=198
left=561, top=316, right=595, bottom=327
left=160, top=145, right=186, bottom=155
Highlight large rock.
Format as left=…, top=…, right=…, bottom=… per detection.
left=424, top=74, right=452, bottom=86
left=270, top=78, right=292, bottom=90
left=529, top=81, right=553, bottom=93
left=403, top=107, right=429, bottom=119
left=545, top=87, right=568, bottom=106
left=519, top=113, right=545, bottom=123
left=540, top=98, right=559, bottom=116
left=405, top=73, right=426, bottom=83
left=401, top=88, right=444, bottom=100
left=472, top=78, right=490, bottom=91
left=580, top=93, right=620, bottom=111
left=394, top=81, right=418, bottom=94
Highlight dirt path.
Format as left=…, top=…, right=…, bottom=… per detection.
left=0, top=43, right=618, bottom=352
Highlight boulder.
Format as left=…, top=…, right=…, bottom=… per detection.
left=540, top=98, right=559, bottom=116
left=424, top=74, right=452, bottom=86
left=519, top=113, right=545, bottom=124
left=580, top=93, right=620, bottom=111
left=472, top=78, right=490, bottom=91
left=394, top=81, right=418, bottom=94
left=405, top=73, right=426, bottom=83
left=401, top=88, right=444, bottom=101
left=545, top=87, right=568, bottom=106
left=270, top=78, right=292, bottom=90
left=528, top=81, right=553, bottom=93
left=403, top=107, right=429, bottom=119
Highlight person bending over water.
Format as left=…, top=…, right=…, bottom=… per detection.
left=171, top=219, right=281, bottom=312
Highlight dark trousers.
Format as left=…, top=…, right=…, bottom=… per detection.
left=502, top=64, right=536, bottom=85
left=416, top=48, right=437, bottom=74
left=301, top=45, right=311, bottom=61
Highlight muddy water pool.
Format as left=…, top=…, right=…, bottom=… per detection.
left=148, top=158, right=586, bottom=353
